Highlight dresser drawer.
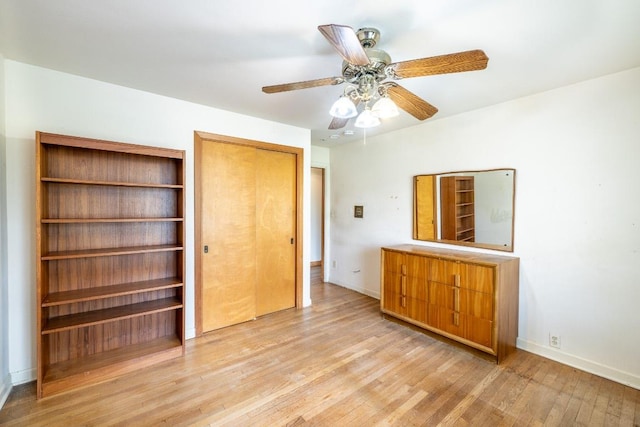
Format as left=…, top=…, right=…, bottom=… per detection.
left=428, top=258, right=494, bottom=294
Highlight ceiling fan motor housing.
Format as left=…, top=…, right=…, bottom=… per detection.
left=341, top=48, right=391, bottom=83
left=340, top=27, right=391, bottom=84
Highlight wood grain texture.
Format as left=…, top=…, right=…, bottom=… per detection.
left=388, top=49, right=489, bottom=78
left=38, top=132, right=184, bottom=160
left=3, top=268, right=638, bottom=426
left=41, top=244, right=183, bottom=261
left=440, top=175, right=475, bottom=242
left=36, top=132, right=186, bottom=398
left=194, top=131, right=304, bottom=335
left=41, top=177, right=183, bottom=188
left=328, top=116, right=349, bottom=130
left=328, top=99, right=359, bottom=130
left=42, top=297, right=183, bottom=333
left=200, top=141, right=257, bottom=331
left=381, top=245, right=518, bottom=362
left=43, top=185, right=179, bottom=219
left=386, top=82, right=438, bottom=120
left=42, top=278, right=183, bottom=306
left=262, top=77, right=343, bottom=94
left=255, top=149, right=296, bottom=316
left=41, top=337, right=183, bottom=397
left=317, top=24, right=370, bottom=66
left=413, top=174, right=436, bottom=240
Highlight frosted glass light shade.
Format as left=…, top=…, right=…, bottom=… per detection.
left=372, top=97, right=399, bottom=118
left=354, top=109, right=381, bottom=128
left=329, top=97, right=358, bottom=119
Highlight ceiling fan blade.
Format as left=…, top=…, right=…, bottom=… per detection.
left=328, top=117, right=349, bottom=130
left=262, top=77, right=343, bottom=94
left=327, top=98, right=360, bottom=130
left=318, top=24, right=370, bottom=66
left=387, top=49, right=488, bottom=79
left=385, top=83, right=438, bottom=120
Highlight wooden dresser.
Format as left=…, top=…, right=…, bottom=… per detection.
left=380, top=245, right=519, bottom=363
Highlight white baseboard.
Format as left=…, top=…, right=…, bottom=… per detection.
left=0, top=373, right=12, bottom=410
left=10, top=367, right=36, bottom=386
left=517, top=338, right=640, bottom=390
left=329, top=279, right=380, bottom=300
left=186, top=328, right=197, bottom=340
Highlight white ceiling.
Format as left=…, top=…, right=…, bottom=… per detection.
left=1, top=0, right=639, bottom=146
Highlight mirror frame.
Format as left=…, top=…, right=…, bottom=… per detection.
left=413, top=168, right=516, bottom=252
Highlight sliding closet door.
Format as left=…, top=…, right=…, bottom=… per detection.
left=255, top=149, right=296, bottom=316
left=198, top=138, right=297, bottom=333
left=201, top=141, right=257, bottom=331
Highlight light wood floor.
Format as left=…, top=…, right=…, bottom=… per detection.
left=1, top=268, right=639, bottom=426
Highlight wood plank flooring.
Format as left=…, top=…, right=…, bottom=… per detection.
left=1, top=268, right=639, bottom=426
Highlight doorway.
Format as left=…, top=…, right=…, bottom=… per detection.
left=310, top=167, right=324, bottom=277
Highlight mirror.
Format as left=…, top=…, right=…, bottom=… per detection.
left=413, top=169, right=515, bottom=252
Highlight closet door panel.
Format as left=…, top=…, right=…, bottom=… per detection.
left=255, top=149, right=296, bottom=316
left=201, top=141, right=257, bottom=331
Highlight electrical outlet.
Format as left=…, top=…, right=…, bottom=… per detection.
left=549, top=333, right=561, bottom=349
left=332, top=260, right=337, bottom=269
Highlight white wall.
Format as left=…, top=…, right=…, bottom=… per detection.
left=0, top=53, right=11, bottom=407
left=3, top=60, right=311, bottom=385
left=328, top=67, right=640, bottom=389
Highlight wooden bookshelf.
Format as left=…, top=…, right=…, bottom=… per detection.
left=35, top=131, right=186, bottom=398
left=440, top=176, right=475, bottom=242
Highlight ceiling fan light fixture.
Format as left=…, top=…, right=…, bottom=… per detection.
left=329, top=96, right=358, bottom=119
left=354, top=108, right=381, bottom=128
left=263, top=24, right=487, bottom=132
left=371, top=96, right=399, bottom=119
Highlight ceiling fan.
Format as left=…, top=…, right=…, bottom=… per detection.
left=262, top=24, right=489, bottom=129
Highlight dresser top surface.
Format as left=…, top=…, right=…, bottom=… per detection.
left=382, top=244, right=519, bottom=265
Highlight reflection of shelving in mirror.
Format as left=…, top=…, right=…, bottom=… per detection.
left=413, top=169, right=515, bottom=252
left=440, top=176, right=475, bottom=242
